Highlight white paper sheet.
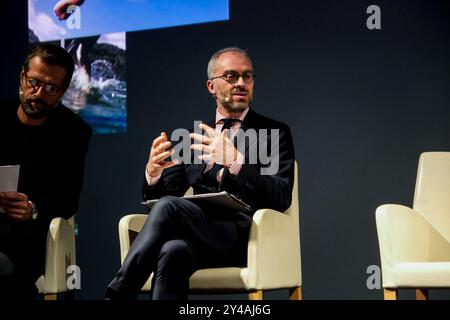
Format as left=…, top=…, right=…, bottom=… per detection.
left=0, top=165, right=20, bottom=192
left=0, top=165, right=20, bottom=213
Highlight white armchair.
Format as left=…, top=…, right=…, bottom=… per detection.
left=375, top=152, right=450, bottom=300
left=119, top=162, right=302, bottom=300
left=35, top=216, right=77, bottom=300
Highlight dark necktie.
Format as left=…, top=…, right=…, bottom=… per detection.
left=220, top=118, right=241, bottom=133
left=206, top=118, right=241, bottom=183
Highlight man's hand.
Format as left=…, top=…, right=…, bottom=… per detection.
left=54, top=0, right=85, bottom=20
left=0, top=192, right=32, bottom=222
left=146, top=132, right=178, bottom=178
left=190, top=123, right=238, bottom=166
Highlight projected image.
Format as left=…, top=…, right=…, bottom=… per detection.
left=28, top=0, right=228, bottom=134
left=28, top=0, right=229, bottom=42
left=61, top=33, right=126, bottom=134
left=32, top=33, right=127, bottom=135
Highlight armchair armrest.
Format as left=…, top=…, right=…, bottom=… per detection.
left=118, top=214, right=153, bottom=291
left=247, top=209, right=301, bottom=289
left=118, top=214, right=148, bottom=263
left=38, top=217, right=76, bottom=294
left=376, top=204, right=450, bottom=268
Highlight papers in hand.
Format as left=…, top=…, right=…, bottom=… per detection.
left=0, top=165, right=20, bottom=192
left=0, top=165, right=20, bottom=214
left=141, top=191, right=252, bottom=213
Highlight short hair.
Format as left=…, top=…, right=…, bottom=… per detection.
left=23, top=44, right=75, bottom=89
left=207, top=47, right=252, bottom=79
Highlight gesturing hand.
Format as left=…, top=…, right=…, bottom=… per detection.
left=146, top=132, right=178, bottom=178
left=190, top=123, right=237, bottom=166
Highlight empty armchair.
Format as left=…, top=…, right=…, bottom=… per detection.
left=119, top=162, right=302, bottom=300
left=375, top=152, right=450, bottom=300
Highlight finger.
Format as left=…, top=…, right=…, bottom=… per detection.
left=149, top=134, right=169, bottom=158
left=1, top=201, right=28, bottom=210
left=154, top=141, right=172, bottom=154
left=190, top=144, right=210, bottom=153
left=0, top=192, right=15, bottom=200
left=6, top=208, right=27, bottom=216
left=151, top=132, right=168, bottom=148
left=153, top=150, right=173, bottom=163
left=0, top=192, right=27, bottom=202
left=160, top=159, right=179, bottom=169
left=152, top=135, right=167, bottom=148
left=7, top=213, right=28, bottom=222
left=5, top=208, right=29, bottom=221
left=6, top=213, right=23, bottom=220
left=151, top=159, right=179, bottom=170
left=197, top=154, right=212, bottom=163
left=190, top=133, right=211, bottom=144
left=199, top=123, right=216, bottom=138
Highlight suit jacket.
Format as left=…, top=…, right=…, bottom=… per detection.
left=142, top=108, right=295, bottom=215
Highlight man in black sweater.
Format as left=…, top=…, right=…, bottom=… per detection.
left=0, top=44, right=91, bottom=299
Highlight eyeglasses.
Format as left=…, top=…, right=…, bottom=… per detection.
left=23, top=73, right=62, bottom=96
left=210, top=71, right=255, bottom=84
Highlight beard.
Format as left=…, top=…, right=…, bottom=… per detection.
left=219, top=89, right=252, bottom=114
left=222, top=100, right=249, bottom=114
left=19, top=88, right=56, bottom=119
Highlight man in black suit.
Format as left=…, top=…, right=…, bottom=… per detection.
left=106, top=47, right=295, bottom=300
left=0, top=44, right=91, bottom=299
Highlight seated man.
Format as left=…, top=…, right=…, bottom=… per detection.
left=0, top=44, right=92, bottom=299
left=106, top=47, right=295, bottom=300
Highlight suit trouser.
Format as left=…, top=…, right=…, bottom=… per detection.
left=0, top=225, right=42, bottom=300
left=0, top=252, right=14, bottom=299
left=107, top=195, right=251, bottom=300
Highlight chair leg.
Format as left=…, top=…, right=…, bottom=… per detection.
left=416, top=289, right=428, bottom=300
left=44, top=293, right=57, bottom=300
left=289, top=287, right=302, bottom=300
left=383, top=288, right=397, bottom=300
left=248, top=290, right=263, bottom=300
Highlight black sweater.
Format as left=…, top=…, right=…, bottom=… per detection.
left=0, top=99, right=91, bottom=235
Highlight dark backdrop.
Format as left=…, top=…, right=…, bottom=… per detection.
left=1, top=0, right=449, bottom=299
